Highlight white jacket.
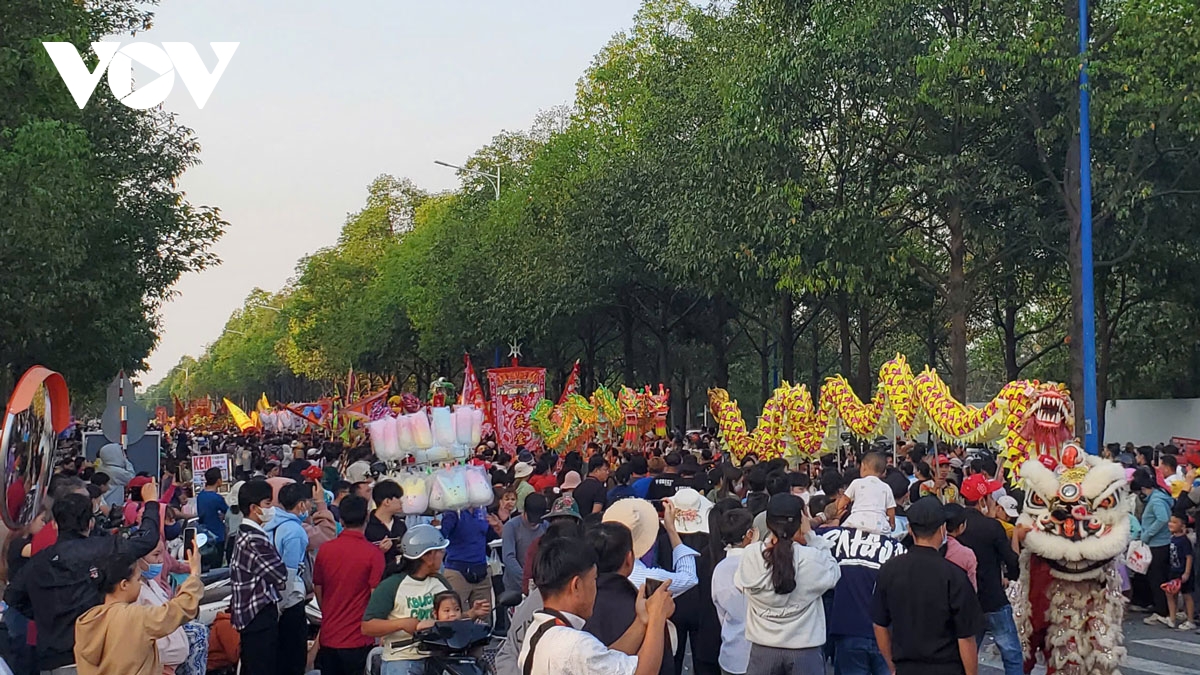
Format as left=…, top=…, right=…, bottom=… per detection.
left=734, top=531, right=841, bottom=649
left=137, top=579, right=190, bottom=667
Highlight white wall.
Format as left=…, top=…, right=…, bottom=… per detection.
left=1104, top=399, right=1200, bottom=445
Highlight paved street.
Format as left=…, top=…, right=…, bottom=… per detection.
left=980, top=614, right=1200, bottom=675
left=677, top=613, right=1200, bottom=674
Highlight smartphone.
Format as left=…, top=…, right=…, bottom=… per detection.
left=182, top=527, right=197, bottom=553
left=644, top=578, right=664, bottom=596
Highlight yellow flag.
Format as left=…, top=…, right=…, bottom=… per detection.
left=257, top=393, right=270, bottom=414
left=224, top=398, right=255, bottom=433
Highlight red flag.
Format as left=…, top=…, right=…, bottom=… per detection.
left=557, top=360, right=580, bottom=406
left=461, top=354, right=483, bottom=406
left=462, top=354, right=494, bottom=439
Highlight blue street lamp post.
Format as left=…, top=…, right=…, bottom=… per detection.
left=1078, top=0, right=1100, bottom=454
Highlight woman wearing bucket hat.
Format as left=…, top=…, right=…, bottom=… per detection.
left=362, top=525, right=491, bottom=674
left=512, top=462, right=535, bottom=511
left=664, top=488, right=723, bottom=675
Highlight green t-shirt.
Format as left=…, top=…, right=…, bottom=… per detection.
left=515, top=481, right=535, bottom=511
left=363, top=572, right=451, bottom=661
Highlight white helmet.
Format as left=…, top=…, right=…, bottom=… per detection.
left=401, top=524, right=449, bottom=559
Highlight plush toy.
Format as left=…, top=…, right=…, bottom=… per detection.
left=429, top=378, right=456, bottom=408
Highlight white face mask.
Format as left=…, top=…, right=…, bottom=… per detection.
left=259, top=505, right=277, bottom=523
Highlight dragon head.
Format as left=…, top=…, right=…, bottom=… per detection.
left=1017, top=443, right=1130, bottom=580
left=1018, top=383, right=1074, bottom=448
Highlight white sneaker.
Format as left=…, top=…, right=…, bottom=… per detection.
left=1178, top=621, right=1196, bottom=631
left=1145, top=614, right=1176, bottom=628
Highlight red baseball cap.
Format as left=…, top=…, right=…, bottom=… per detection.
left=961, top=474, right=1003, bottom=502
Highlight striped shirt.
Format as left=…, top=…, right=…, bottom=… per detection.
left=626, top=542, right=700, bottom=597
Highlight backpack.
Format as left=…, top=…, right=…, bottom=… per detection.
left=272, top=521, right=315, bottom=609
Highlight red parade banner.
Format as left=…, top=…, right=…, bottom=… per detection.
left=487, top=366, right=546, bottom=453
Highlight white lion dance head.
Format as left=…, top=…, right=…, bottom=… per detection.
left=1014, top=442, right=1131, bottom=675
left=1017, top=442, right=1131, bottom=580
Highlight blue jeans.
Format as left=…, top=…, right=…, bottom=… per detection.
left=977, top=605, right=1023, bottom=675
left=833, top=635, right=890, bottom=675
left=381, top=659, right=427, bottom=675
left=5, top=608, right=34, bottom=675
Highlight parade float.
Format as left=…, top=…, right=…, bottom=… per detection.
left=707, top=354, right=1074, bottom=473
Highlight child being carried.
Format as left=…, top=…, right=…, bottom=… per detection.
left=836, top=452, right=896, bottom=534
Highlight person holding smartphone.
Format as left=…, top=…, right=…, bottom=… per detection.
left=6, top=480, right=162, bottom=673
left=74, top=536, right=204, bottom=674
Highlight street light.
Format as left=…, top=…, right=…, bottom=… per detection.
left=249, top=303, right=281, bottom=313
left=435, top=159, right=501, bottom=201
left=1078, top=0, right=1099, bottom=455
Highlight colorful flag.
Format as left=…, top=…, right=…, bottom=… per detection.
left=223, top=398, right=256, bottom=433
left=557, top=360, right=580, bottom=406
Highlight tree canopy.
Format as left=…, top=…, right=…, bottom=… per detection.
left=0, top=0, right=226, bottom=401
left=146, top=0, right=1200, bottom=441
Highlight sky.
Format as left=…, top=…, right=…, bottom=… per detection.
left=136, top=0, right=645, bottom=385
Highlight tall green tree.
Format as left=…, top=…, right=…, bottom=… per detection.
left=0, top=0, right=225, bottom=395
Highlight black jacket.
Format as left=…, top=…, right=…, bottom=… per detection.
left=583, top=572, right=674, bottom=675
left=955, top=509, right=1019, bottom=613
left=5, top=502, right=161, bottom=670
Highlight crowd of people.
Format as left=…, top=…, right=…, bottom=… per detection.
left=1, top=429, right=1199, bottom=675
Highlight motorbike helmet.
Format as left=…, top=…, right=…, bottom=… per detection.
left=401, top=524, right=449, bottom=559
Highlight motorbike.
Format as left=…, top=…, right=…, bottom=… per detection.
left=412, top=620, right=493, bottom=675
left=197, top=567, right=232, bottom=626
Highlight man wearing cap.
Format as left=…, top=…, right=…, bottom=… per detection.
left=955, top=474, right=1021, bottom=675
left=502, top=493, right=548, bottom=594
left=993, top=495, right=1019, bottom=538
left=677, top=453, right=707, bottom=492
left=872, top=497, right=983, bottom=675
left=363, top=524, right=490, bottom=674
